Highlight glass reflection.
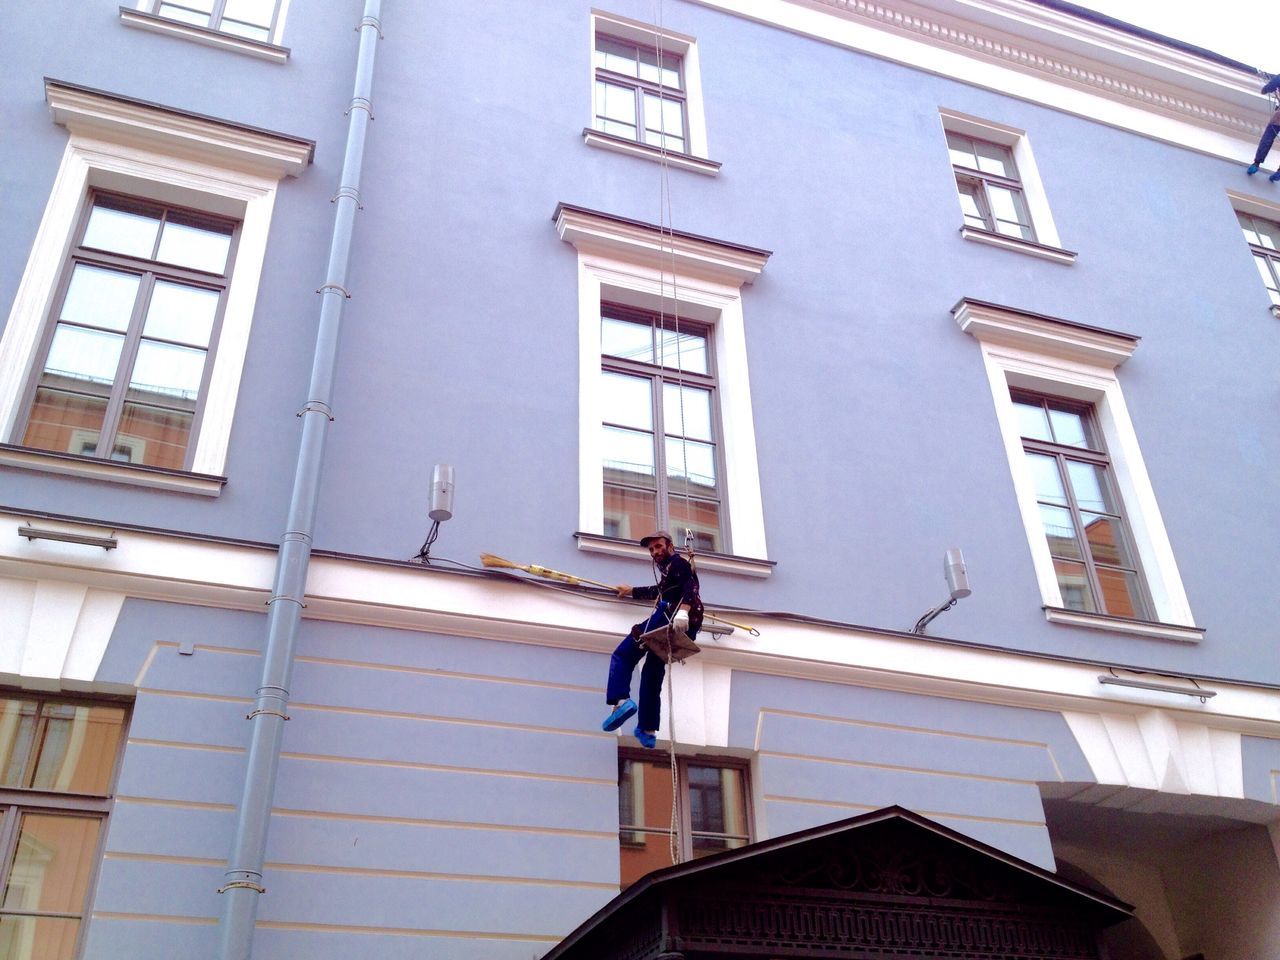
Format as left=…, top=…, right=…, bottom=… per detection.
left=22, top=391, right=109, bottom=457
left=1024, top=452, right=1066, bottom=505
left=665, top=437, right=716, bottom=490
left=601, top=316, right=653, bottom=363
left=1066, top=460, right=1110, bottom=513
left=61, top=265, right=139, bottom=332
left=82, top=203, right=160, bottom=259
left=662, top=384, right=712, bottom=441
left=117, top=404, right=195, bottom=470
left=0, top=700, right=38, bottom=787
left=143, top=282, right=219, bottom=346
left=1053, top=559, right=1096, bottom=613
left=1048, top=407, right=1090, bottom=448
left=655, top=328, right=706, bottom=373
left=1082, top=513, right=1128, bottom=568
left=1039, top=504, right=1081, bottom=560
left=668, top=498, right=721, bottom=553
left=28, top=703, right=126, bottom=794
left=1012, top=398, right=1051, bottom=441
left=129, top=341, right=206, bottom=402
left=156, top=218, right=232, bottom=274
left=602, top=426, right=655, bottom=483
left=42, top=327, right=124, bottom=387
left=600, top=372, right=653, bottom=430
left=974, top=139, right=1014, bottom=177
left=604, top=486, right=657, bottom=541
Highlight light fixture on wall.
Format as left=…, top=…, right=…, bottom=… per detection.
left=910, top=548, right=970, bottom=635
left=412, top=464, right=454, bottom=564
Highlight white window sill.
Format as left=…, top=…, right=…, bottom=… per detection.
left=119, top=7, right=290, bottom=62
left=582, top=129, right=721, bottom=177
left=960, top=226, right=1077, bottom=265
left=0, top=445, right=226, bottom=497
left=1043, top=606, right=1204, bottom=643
left=574, top=532, right=773, bottom=578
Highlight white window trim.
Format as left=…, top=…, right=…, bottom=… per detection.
left=1226, top=188, right=1280, bottom=319
left=122, top=0, right=292, bottom=59
left=0, top=80, right=311, bottom=494
left=954, top=298, right=1200, bottom=639
left=587, top=10, right=714, bottom=170
left=939, top=108, right=1075, bottom=262
left=555, top=204, right=771, bottom=574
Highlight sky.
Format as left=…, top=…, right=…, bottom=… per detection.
left=1082, top=0, right=1273, bottom=72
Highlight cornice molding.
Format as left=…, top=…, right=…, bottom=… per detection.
left=804, top=0, right=1261, bottom=137
left=554, top=203, right=772, bottom=286
left=952, top=297, right=1138, bottom=368
left=44, top=78, right=314, bottom=179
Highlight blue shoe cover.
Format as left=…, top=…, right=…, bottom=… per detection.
left=1248, top=163, right=1260, bottom=175
left=1271, top=170, right=1280, bottom=183
left=602, top=699, right=637, bottom=731
left=635, top=728, right=657, bottom=749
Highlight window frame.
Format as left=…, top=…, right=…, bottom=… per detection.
left=600, top=303, right=729, bottom=550
left=585, top=12, right=717, bottom=176
left=954, top=298, right=1200, bottom=642
left=13, top=192, right=241, bottom=473
left=948, top=132, right=1036, bottom=240
left=617, top=748, right=752, bottom=886
left=149, top=0, right=285, bottom=42
left=593, top=32, right=690, bottom=153
left=1012, top=391, right=1154, bottom=621
left=939, top=109, right=1075, bottom=265
left=0, top=691, right=130, bottom=960
left=121, top=0, right=293, bottom=60
left=1235, top=209, right=1280, bottom=310
left=556, top=203, right=773, bottom=576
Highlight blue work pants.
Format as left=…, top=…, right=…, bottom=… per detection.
left=606, top=602, right=691, bottom=733
left=1256, top=123, right=1280, bottom=164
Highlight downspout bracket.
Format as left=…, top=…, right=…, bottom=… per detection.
left=245, top=708, right=291, bottom=721
left=218, top=880, right=266, bottom=895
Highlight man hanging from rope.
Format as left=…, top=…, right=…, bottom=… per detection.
left=601, top=531, right=704, bottom=748
left=1247, top=74, right=1280, bottom=181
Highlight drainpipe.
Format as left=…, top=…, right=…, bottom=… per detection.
left=217, top=3, right=383, bottom=957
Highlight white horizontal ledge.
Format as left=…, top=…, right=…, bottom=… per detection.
left=960, top=226, right=1078, bottom=265
left=582, top=129, right=721, bottom=176
left=1044, top=606, right=1205, bottom=643
left=952, top=297, right=1139, bottom=369
left=119, top=7, right=290, bottom=63
left=575, top=531, right=774, bottom=578
left=0, top=445, right=225, bottom=497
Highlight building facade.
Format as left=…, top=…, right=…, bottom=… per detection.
left=0, top=1, right=1278, bottom=957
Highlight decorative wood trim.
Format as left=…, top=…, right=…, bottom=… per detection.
left=0, top=445, right=226, bottom=496
left=118, top=7, right=291, bottom=63
left=952, top=297, right=1139, bottom=368
left=959, top=226, right=1078, bottom=264
left=45, top=78, right=313, bottom=178
left=554, top=203, right=771, bottom=285
left=574, top=532, right=774, bottom=578
left=583, top=129, right=722, bottom=176
left=1044, top=606, right=1205, bottom=643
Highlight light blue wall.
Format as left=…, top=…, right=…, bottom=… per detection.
left=1, top=2, right=1276, bottom=681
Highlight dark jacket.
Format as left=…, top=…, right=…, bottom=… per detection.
left=632, top=553, right=704, bottom=635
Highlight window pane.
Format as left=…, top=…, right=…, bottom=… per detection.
left=42, top=326, right=125, bottom=390
left=691, top=835, right=748, bottom=859
left=30, top=703, right=126, bottom=794
left=601, top=316, right=653, bottom=363
left=0, top=700, right=39, bottom=787
left=1238, top=212, right=1260, bottom=246
left=665, top=437, right=716, bottom=492
left=596, top=37, right=639, bottom=77
left=1096, top=567, right=1145, bottom=619
left=668, top=498, right=721, bottom=553
left=662, top=384, right=712, bottom=441
left=129, top=341, right=206, bottom=403
left=596, top=81, right=637, bottom=125
left=1039, top=504, right=1082, bottom=560
left=222, top=0, right=274, bottom=27
left=1065, top=460, right=1111, bottom=513
left=1081, top=513, right=1133, bottom=568
left=988, top=186, right=1032, bottom=238
left=2, top=814, right=101, bottom=915
left=946, top=132, right=977, bottom=169
left=218, top=18, right=271, bottom=40
left=21, top=390, right=109, bottom=456
left=638, top=47, right=681, bottom=88
left=619, top=758, right=673, bottom=830
left=688, top=765, right=746, bottom=835
left=643, top=95, right=685, bottom=149
left=60, top=265, right=140, bottom=332
left=0, top=915, right=81, bottom=960
left=958, top=186, right=987, bottom=229
left=143, top=282, right=219, bottom=346
left=1024, top=452, right=1067, bottom=505
left=82, top=202, right=161, bottom=258
left=1054, top=559, right=1096, bottom=613
left=1012, top=397, right=1051, bottom=441
left=656, top=327, right=707, bottom=374
left=1253, top=254, right=1280, bottom=297
left=974, top=139, right=1015, bottom=178
left=116, top=403, right=195, bottom=470
left=1253, top=216, right=1280, bottom=250
left=604, top=486, right=657, bottom=541
left=601, top=372, right=653, bottom=430
left=1047, top=406, right=1091, bottom=448
left=603, top=427, right=655, bottom=485
left=156, top=216, right=233, bottom=274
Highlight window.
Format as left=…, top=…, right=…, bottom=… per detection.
left=948, top=133, right=1035, bottom=241
left=939, top=110, right=1074, bottom=264
left=16, top=194, right=237, bottom=473
left=0, top=694, right=128, bottom=959
left=1012, top=392, right=1150, bottom=620
left=954, top=298, right=1200, bottom=642
left=152, top=0, right=280, bottom=41
left=585, top=13, right=717, bottom=175
left=594, top=34, right=687, bottom=152
left=0, top=80, right=311, bottom=494
left=618, top=751, right=749, bottom=888
left=556, top=203, right=773, bottom=576
left=601, top=305, right=724, bottom=551
left=1236, top=210, right=1280, bottom=307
